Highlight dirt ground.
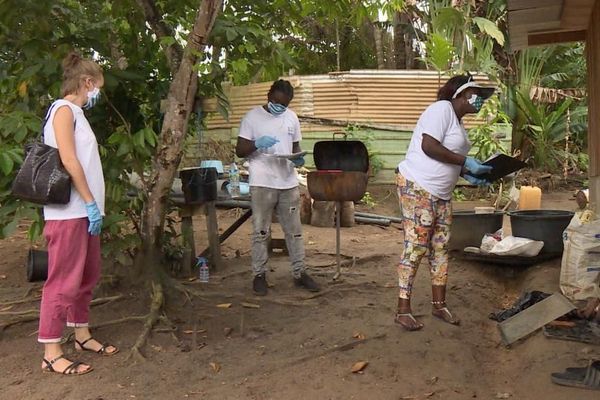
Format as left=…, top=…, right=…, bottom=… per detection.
left=1, top=186, right=599, bottom=400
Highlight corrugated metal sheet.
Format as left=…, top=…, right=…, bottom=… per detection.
left=203, top=70, right=493, bottom=129
left=193, top=70, right=507, bottom=184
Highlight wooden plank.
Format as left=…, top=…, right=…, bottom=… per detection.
left=561, top=0, right=596, bottom=29
left=204, top=201, right=222, bottom=270
left=508, top=0, right=563, bottom=11
left=528, top=29, right=587, bottom=46
left=509, top=5, right=562, bottom=26
left=588, top=0, right=600, bottom=179
left=498, top=293, right=575, bottom=346
left=180, top=214, right=196, bottom=274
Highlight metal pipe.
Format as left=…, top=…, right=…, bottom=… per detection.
left=355, top=216, right=391, bottom=226
left=215, top=199, right=251, bottom=209
left=334, top=201, right=342, bottom=280
left=355, top=211, right=403, bottom=223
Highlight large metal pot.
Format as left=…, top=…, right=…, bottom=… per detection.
left=307, top=170, right=369, bottom=202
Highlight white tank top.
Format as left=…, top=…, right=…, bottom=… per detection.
left=43, top=99, right=105, bottom=220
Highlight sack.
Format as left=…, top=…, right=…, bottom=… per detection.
left=560, top=212, right=600, bottom=301
left=10, top=105, right=71, bottom=205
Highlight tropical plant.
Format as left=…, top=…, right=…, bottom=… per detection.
left=516, top=92, right=587, bottom=172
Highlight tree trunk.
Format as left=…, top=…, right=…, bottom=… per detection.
left=139, top=0, right=222, bottom=267
left=393, top=11, right=406, bottom=69
left=373, top=23, right=385, bottom=70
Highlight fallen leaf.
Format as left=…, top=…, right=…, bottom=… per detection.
left=496, top=393, right=511, bottom=399
left=308, top=241, right=315, bottom=245
left=424, top=392, right=435, bottom=398
left=352, top=332, right=366, bottom=340
left=117, top=384, right=125, bottom=389
left=187, top=277, right=198, bottom=282
left=151, top=345, right=163, bottom=352
left=351, top=361, right=368, bottom=373
left=241, top=302, right=260, bottom=309
left=0, top=274, right=7, bottom=279
left=383, top=282, right=396, bottom=288
left=399, top=396, right=417, bottom=400
left=216, top=303, right=232, bottom=308
left=209, top=362, right=221, bottom=373
left=183, top=329, right=207, bottom=334
left=224, top=327, right=233, bottom=337
left=426, top=376, right=438, bottom=385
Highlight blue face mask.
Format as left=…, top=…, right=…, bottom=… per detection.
left=83, top=87, right=101, bottom=110
left=467, top=94, right=484, bottom=112
left=267, top=101, right=287, bottom=116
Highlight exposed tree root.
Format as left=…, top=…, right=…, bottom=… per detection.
left=128, top=281, right=164, bottom=362
left=0, top=296, right=42, bottom=307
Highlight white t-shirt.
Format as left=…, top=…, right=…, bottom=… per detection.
left=397, top=100, right=470, bottom=200
left=43, top=100, right=105, bottom=220
left=238, top=106, right=302, bottom=189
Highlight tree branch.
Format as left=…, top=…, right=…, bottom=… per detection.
left=135, top=0, right=184, bottom=72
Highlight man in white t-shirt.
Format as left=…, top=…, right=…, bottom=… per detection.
left=236, top=80, right=320, bottom=296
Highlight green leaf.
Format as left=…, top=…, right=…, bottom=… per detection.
left=0, top=152, right=14, bottom=175
left=472, top=17, right=505, bottom=46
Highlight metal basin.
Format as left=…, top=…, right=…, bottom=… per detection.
left=307, top=171, right=368, bottom=202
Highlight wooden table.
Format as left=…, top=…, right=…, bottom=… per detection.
left=176, top=196, right=287, bottom=276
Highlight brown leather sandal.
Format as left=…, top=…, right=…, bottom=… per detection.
left=394, top=312, right=424, bottom=331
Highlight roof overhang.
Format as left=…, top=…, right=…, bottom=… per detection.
left=508, top=0, right=596, bottom=50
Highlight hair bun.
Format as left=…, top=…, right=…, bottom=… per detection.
left=62, top=52, right=82, bottom=73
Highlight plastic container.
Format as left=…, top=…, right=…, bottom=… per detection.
left=449, top=211, right=504, bottom=251
left=200, top=160, right=224, bottom=174
left=509, top=210, right=575, bottom=254
left=197, top=257, right=209, bottom=283
left=179, top=167, right=217, bottom=204
left=27, top=249, right=48, bottom=282
left=518, top=186, right=542, bottom=210
left=229, top=162, right=240, bottom=198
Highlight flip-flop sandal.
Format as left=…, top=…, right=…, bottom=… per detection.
left=394, top=312, right=424, bottom=331
left=551, top=360, right=600, bottom=390
left=75, top=337, right=119, bottom=356
left=42, top=355, right=92, bottom=376
left=432, top=307, right=461, bottom=326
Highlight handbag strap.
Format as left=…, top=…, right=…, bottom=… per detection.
left=41, top=102, right=77, bottom=142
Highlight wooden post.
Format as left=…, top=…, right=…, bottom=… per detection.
left=587, top=1, right=600, bottom=211
left=204, top=200, right=222, bottom=270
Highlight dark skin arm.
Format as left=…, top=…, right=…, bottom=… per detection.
left=235, top=137, right=301, bottom=158
left=421, top=134, right=466, bottom=167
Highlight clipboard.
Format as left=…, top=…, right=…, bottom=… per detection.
left=474, top=154, right=527, bottom=181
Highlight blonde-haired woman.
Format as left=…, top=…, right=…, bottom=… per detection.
left=38, top=52, right=117, bottom=376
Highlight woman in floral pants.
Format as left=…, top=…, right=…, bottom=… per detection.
left=395, top=74, right=495, bottom=331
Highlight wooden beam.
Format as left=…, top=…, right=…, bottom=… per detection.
left=508, top=0, right=562, bottom=11
left=528, top=30, right=587, bottom=46
left=588, top=0, right=600, bottom=178
left=561, top=0, right=596, bottom=30
left=509, top=5, right=562, bottom=25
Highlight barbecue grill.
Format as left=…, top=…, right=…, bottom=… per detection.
left=307, top=133, right=369, bottom=279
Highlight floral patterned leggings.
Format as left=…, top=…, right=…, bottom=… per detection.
left=397, top=174, right=452, bottom=299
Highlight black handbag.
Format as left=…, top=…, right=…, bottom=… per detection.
left=11, top=105, right=72, bottom=205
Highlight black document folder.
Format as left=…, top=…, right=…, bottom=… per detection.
left=473, top=154, right=528, bottom=182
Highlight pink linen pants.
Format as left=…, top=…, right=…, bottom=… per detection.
left=38, top=218, right=101, bottom=343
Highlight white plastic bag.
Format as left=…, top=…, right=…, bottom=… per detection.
left=560, top=213, right=600, bottom=301
left=489, top=236, right=544, bottom=257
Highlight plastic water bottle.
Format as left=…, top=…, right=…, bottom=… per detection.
left=197, top=257, right=209, bottom=283
left=229, top=162, right=240, bottom=197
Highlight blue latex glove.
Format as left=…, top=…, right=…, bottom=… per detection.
left=85, top=201, right=103, bottom=236
left=463, top=173, right=490, bottom=186
left=291, top=156, right=305, bottom=167
left=255, top=136, right=279, bottom=150
left=464, top=156, right=492, bottom=176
